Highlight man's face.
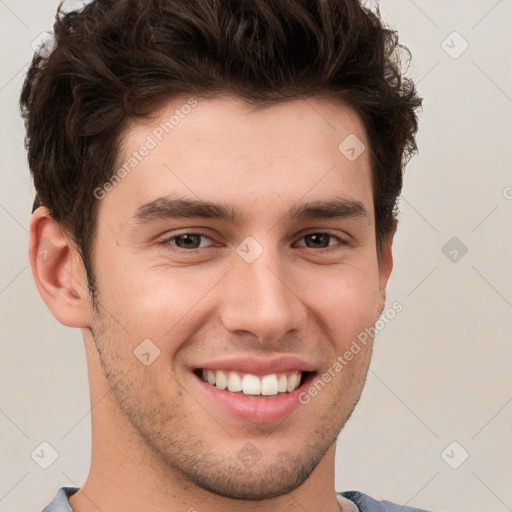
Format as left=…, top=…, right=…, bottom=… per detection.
left=86, top=95, right=392, bottom=499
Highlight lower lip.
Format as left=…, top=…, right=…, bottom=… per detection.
left=196, top=373, right=315, bottom=424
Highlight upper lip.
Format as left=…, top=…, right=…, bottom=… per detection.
left=194, top=355, right=317, bottom=375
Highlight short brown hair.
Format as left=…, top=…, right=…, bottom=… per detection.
left=21, top=0, right=421, bottom=303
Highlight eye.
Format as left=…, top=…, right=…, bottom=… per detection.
left=296, top=232, right=342, bottom=250
left=160, top=232, right=216, bottom=250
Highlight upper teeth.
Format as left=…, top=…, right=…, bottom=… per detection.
left=201, top=370, right=302, bottom=396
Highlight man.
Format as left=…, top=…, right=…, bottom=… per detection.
left=22, top=0, right=428, bottom=510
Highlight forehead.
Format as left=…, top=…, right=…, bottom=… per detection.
left=104, top=94, right=374, bottom=226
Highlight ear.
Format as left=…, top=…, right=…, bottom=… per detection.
left=377, top=228, right=395, bottom=314
left=29, top=207, right=91, bottom=328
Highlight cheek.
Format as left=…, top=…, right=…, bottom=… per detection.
left=96, top=261, right=223, bottom=344
left=95, top=238, right=382, bottom=346
left=295, top=263, right=382, bottom=339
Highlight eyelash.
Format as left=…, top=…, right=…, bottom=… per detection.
left=157, top=230, right=216, bottom=255
left=158, top=230, right=348, bottom=254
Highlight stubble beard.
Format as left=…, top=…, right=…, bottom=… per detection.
left=88, top=306, right=366, bottom=500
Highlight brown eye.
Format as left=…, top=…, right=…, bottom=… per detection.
left=160, top=232, right=215, bottom=251
left=302, top=233, right=335, bottom=249
left=173, top=234, right=203, bottom=249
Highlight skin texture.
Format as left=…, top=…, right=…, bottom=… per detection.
left=29, top=95, right=394, bottom=512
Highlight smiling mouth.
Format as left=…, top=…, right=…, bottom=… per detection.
left=195, top=369, right=311, bottom=398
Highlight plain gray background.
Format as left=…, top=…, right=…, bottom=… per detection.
left=1, top=1, right=511, bottom=511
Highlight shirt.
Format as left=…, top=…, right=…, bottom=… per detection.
left=41, top=487, right=437, bottom=511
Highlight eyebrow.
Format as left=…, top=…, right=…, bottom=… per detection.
left=285, top=198, right=368, bottom=223
left=131, top=197, right=243, bottom=224
left=129, top=196, right=369, bottom=226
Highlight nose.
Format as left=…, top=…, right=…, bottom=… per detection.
left=219, top=247, right=307, bottom=344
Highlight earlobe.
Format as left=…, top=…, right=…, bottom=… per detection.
left=29, top=208, right=91, bottom=328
